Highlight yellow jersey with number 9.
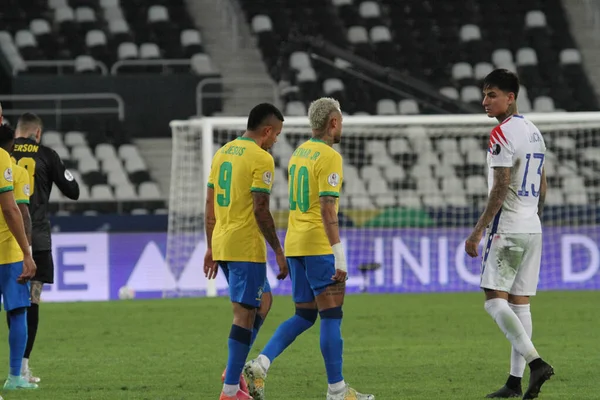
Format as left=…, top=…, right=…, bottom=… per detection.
left=0, top=149, right=25, bottom=264
left=208, top=137, right=275, bottom=263
left=285, top=138, right=343, bottom=257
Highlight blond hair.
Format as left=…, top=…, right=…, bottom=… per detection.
left=308, top=97, right=341, bottom=131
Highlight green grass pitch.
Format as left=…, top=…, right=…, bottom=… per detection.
left=0, top=291, right=598, bottom=399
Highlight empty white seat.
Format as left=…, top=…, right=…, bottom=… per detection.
left=466, top=151, right=486, bottom=166
left=516, top=48, right=538, bottom=66
left=370, top=26, right=391, bottom=42
left=437, top=138, right=459, bottom=153
left=106, top=9, right=126, bottom=25
left=323, top=78, right=344, bottom=95
left=492, top=48, right=513, bottom=67
left=560, top=49, right=582, bottom=65
left=95, top=143, right=118, bottom=161
left=416, top=152, right=439, bottom=167
left=361, top=165, right=382, bottom=181
left=285, top=101, right=306, bottom=116
left=440, top=86, right=459, bottom=100
left=64, top=131, right=86, bottom=146
left=49, top=0, right=68, bottom=8
left=554, top=136, right=576, bottom=150
left=289, top=51, right=311, bottom=71
left=417, top=179, right=441, bottom=196
left=71, top=145, right=93, bottom=160
left=440, top=152, right=463, bottom=168
left=154, top=208, right=168, bottom=215
left=565, top=193, right=587, bottom=205
left=365, top=141, right=386, bottom=156
left=383, top=165, right=405, bottom=182
left=459, top=137, right=481, bottom=154
left=332, top=0, right=352, bottom=5
left=352, top=196, right=375, bottom=209
left=140, top=43, right=160, bottom=59
left=51, top=145, right=70, bottom=160
left=86, top=30, right=106, bottom=47
left=389, top=137, right=410, bottom=155
left=75, top=7, right=96, bottom=23
left=461, top=86, right=481, bottom=103
left=376, top=99, right=397, bottom=115
left=15, top=30, right=36, bottom=48
left=100, top=0, right=119, bottom=7
left=49, top=187, right=63, bottom=202
left=343, top=177, right=367, bottom=194
left=518, top=97, right=532, bottom=113
left=441, top=177, right=464, bottom=193
left=118, top=144, right=139, bottom=160
left=411, top=163, right=434, bottom=180
left=125, top=157, right=147, bottom=173
left=108, top=18, right=128, bottom=34
left=118, top=42, right=138, bottom=60
left=367, top=179, right=391, bottom=195
left=148, top=5, right=169, bottom=23
left=398, top=193, right=421, bottom=208
left=139, top=182, right=161, bottom=199
left=452, top=62, right=473, bottom=80
left=398, top=99, right=419, bottom=115
left=79, top=158, right=100, bottom=174
left=533, top=96, right=555, bottom=112
left=42, top=131, right=63, bottom=146
left=75, top=55, right=95, bottom=73
left=359, top=1, right=381, bottom=18
left=181, top=29, right=202, bottom=46
left=465, top=176, right=487, bottom=195
left=459, top=24, right=481, bottom=42
left=297, top=68, right=317, bottom=83
left=30, top=19, right=51, bottom=36
left=107, top=168, right=129, bottom=185
left=581, top=147, right=600, bottom=163
left=344, top=164, right=360, bottom=181
left=421, top=195, right=445, bottom=208
left=55, top=7, right=75, bottom=24
left=114, top=182, right=137, bottom=200
left=374, top=193, right=397, bottom=208
left=525, top=10, right=547, bottom=28
left=91, top=184, right=114, bottom=200
left=252, top=15, right=272, bottom=33
left=347, top=26, right=369, bottom=44
left=474, top=62, right=494, bottom=80
left=562, top=176, right=586, bottom=193
left=191, top=53, right=216, bottom=74
left=130, top=208, right=148, bottom=215
left=545, top=188, right=564, bottom=206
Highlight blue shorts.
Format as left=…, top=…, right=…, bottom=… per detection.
left=0, top=261, right=31, bottom=312
left=288, top=255, right=336, bottom=303
left=219, top=262, right=269, bottom=308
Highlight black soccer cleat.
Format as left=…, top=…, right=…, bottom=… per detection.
left=523, top=360, right=554, bottom=399
left=486, top=385, right=522, bottom=398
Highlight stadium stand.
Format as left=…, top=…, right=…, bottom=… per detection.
left=241, top=0, right=598, bottom=115
left=0, top=0, right=209, bottom=74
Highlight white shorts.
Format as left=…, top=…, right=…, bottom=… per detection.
left=480, top=233, right=542, bottom=296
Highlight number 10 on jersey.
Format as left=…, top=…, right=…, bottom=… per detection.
left=289, top=164, right=309, bottom=212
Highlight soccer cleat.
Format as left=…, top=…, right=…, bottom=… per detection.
left=486, top=385, right=522, bottom=398
left=221, top=368, right=249, bottom=394
left=3, top=375, right=39, bottom=390
left=326, top=384, right=375, bottom=400
left=21, top=367, right=41, bottom=384
left=523, top=361, right=554, bottom=399
left=243, top=359, right=267, bottom=400
left=219, top=389, right=253, bottom=400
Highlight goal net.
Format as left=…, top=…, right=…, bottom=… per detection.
left=166, top=113, right=600, bottom=298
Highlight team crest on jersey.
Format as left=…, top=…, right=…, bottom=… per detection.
left=491, top=143, right=501, bottom=155
left=262, top=171, right=272, bottom=185
left=64, top=170, right=74, bottom=181
left=3, top=167, right=13, bottom=182
left=23, top=184, right=30, bottom=196
left=328, top=172, right=340, bottom=187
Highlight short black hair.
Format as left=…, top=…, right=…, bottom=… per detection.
left=0, top=124, right=15, bottom=151
left=482, top=69, right=520, bottom=99
left=247, top=103, right=284, bottom=130
left=17, top=112, right=43, bottom=129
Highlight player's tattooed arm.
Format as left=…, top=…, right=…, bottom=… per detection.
left=252, top=191, right=282, bottom=253
left=320, top=196, right=341, bottom=245
left=205, top=187, right=216, bottom=248
left=17, top=204, right=32, bottom=244
left=474, top=166, right=511, bottom=234
left=537, top=166, right=547, bottom=219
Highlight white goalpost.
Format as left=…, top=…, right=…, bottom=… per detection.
left=166, top=112, right=600, bottom=299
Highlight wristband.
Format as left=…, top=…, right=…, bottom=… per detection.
left=332, top=242, right=347, bottom=272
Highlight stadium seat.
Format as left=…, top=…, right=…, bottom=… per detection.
left=533, top=96, right=555, bottom=112
left=71, top=145, right=93, bottom=160
left=91, top=184, right=114, bottom=200
left=41, top=131, right=63, bottom=147
left=191, top=53, right=216, bottom=74
left=74, top=55, right=96, bottom=73
left=114, top=182, right=137, bottom=200
left=525, top=10, right=547, bottom=28
left=376, top=99, right=397, bottom=115
left=252, top=15, right=272, bottom=33
left=138, top=182, right=162, bottom=199
left=399, top=99, right=420, bottom=115
left=64, top=131, right=87, bottom=147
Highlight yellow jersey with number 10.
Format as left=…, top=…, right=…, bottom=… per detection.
left=208, top=137, right=275, bottom=263
left=0, top=149, right=28, bottom=264
left=285, top=138, right=344, bottom=257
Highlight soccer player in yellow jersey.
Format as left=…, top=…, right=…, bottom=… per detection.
left=0, top=123, right=37, bottom=390
left=244, top=98, right=375, bottom=400
left=202, top=103, right=289, bottom=400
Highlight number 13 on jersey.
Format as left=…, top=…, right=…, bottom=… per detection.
left=518, top=153, right=544, bottom=197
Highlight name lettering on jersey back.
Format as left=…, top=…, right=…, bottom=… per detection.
left=14, top=144, right=39, bottom=152
left=528, top=131, right=542, bottom=143
left=220, top=145, right=245, bottom=156
left=292, top=148, right=320, bottom=161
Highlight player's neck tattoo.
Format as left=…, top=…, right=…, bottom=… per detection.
left=496, top=104, right=518, bottom=124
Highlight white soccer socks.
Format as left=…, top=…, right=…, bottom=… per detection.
left=509, top=303, right=532, bottom=377
left=484, top=298, right=539, bottom=363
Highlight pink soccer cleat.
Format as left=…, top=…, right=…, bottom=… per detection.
left=221, top=368, right=249, bottom=394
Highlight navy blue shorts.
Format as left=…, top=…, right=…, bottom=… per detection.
left=0, top=261, right=31, bottom=312
left=219, top=262, right=269, bottom=308
left=287, top=255, right=336, bottom=303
